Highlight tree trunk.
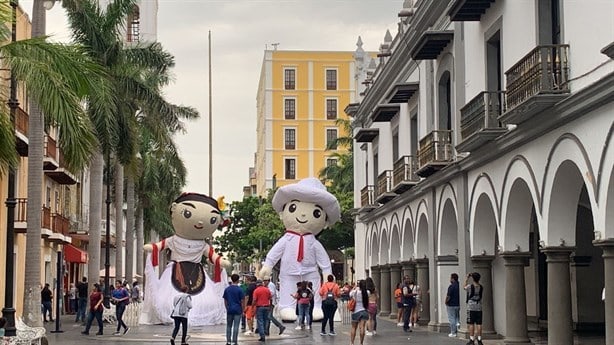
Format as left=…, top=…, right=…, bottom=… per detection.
left=114, top=160, right=124, bottom=281
left=23, top=0, right=46, bottom=327
left=124, top=175, right=135, bottom=283
left=87, top=151, right=103, bottom=289
left=136, top=204, right=144, bottom=277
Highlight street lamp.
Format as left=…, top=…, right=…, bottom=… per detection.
left=103, top=149, right=111, bottom=308
left=2, top=0, right=19, bottom=337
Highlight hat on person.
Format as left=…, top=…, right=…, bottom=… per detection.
left=271, top=177, right=341, bottom=225
left=256, top=279, right=263, bottom=285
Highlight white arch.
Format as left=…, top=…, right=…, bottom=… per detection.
left=469, top=173, right=500, bottom=255
left=500, top=156, right=542, bottom=251
left=597, top=124, right=614, bottom=238
left=437, top=184, right=459, bottom=256
left=401, top=206, right=414, bottom=259
left=542, top=135, right=599, bottom=245
left=390, top=223, right=401, bottom=263
left=415, top=199, right=430, bottom=258
left=379, top=229, right=390, bottom=265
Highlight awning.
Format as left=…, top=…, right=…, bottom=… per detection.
left=64, top=244, right=88, bottom=263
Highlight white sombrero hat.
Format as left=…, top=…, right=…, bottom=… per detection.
left=272, top=177, right=341, bottom=225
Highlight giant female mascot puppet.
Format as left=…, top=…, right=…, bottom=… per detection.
left=259, top=177, right=340, bottom=321
left=141, top=193, right=231, bottom=326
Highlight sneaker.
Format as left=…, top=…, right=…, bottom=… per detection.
left=123, top=327, right=130, bottom=335
left=466, top=340, right=475, bottom=345
left=397, top=322, right=403, bottom=326
left=95, top=332, right=103, bottom=335
left=244, top=330, right=253, bottom=335
left=306, top=325, right=311, bottom=330
left=477, top=340, right=484, bottom=345
left=320, top=332, right=327, bottom=336
left=279, top=326, right=286, bottom=335
left=373, top=331, right=377, bottom=335
left=294, top=325, right=302, bottom=330
left=170, top=339, right=175, bottom=345
left=366, top=331, right=373, bottom=336
left=81, top=331, right=89, bottom=335
left=328, top=331, right=336, bottom=336
left=113, top=332, right=121, bottom=336
left=448, top=333, right=457, bottom=337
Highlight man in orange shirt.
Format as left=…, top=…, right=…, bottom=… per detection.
left=253, top=279, right=272, bottom=342
left=319, top=274, right=340, bottom=336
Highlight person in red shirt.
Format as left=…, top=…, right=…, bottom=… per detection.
left=81, top=284, right=104, bottom=336
left=319, top=274, right=340, bottom=335
left=252, top=279, right=272, bottom=342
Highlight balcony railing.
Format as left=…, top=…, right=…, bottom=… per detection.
left=14, top=198, right=54, bottom=230
left=42, top=206, right=51, bottom=230
left=460, top=91, right=506, bottom=140
left=505, top=44, right=570, bottom=110
left=45, top=135, right=57, bottom=161
left=51, top=213, right=70, bottom=236
left=15, top=106, right=29, bottom=136
left=377, top=170, right=393, bottom=196
left=393, top=155, right=420, bottom=187
left=360, top=185, right=376, bottom=208
left=418, top=130, right=453, bottom=168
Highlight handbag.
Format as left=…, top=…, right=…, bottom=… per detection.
left=347, top=298, right=356, bottom=312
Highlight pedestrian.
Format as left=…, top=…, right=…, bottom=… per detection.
left=239, top=277, right=247, bottom=332
left=465, top=272, right=484, bottom=345
left=244, top=276, right=257, bottom=335
left=111, top=280, right=130, bottom=335
left=401, top=276, right=415, bottom=332
left=445, top=273, right=460, bottom=337
left=294, top=281, right=312, bottom=330
left=319, top=274, right=340, bottom=336
left=81, top=283, right=104, bottom=336
left=170, top=286, right=192, bottom=345
left=131, top=281, right=141, bottom=303
left=341, top=282, right=351, bottom=301
left=252, top=279, right=272, bottom=342
left=307, top=281, right=315, bottom=329
left=394, top=283, right=403, bottom=326
left=263, top=277, right=286, bottom=336
left=76, top=277, right=89, bottom=323
left=365, top=277, right=378, bottom=336
left=410, top=279, right=422, bottom=327
left=223, top=274, right=245, bottom=345
left=41, top=283, right=54, bottom=322
left=68, top=283, right=78, bottom=314
left=349, top=279, right=369, bottom=345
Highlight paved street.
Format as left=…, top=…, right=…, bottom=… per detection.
left=39, top=313, right=605, bottom=345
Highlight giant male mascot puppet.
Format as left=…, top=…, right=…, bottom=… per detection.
left=259, top=177, right=341, bottom=321
left=141, top=193, right=231, bottom=326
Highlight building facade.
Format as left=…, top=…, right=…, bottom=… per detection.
left=350, top=1, right=613, bottom=344
left=254, top=49, right=375, bottom=195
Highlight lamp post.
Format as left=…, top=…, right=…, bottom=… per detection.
left=2, top=0, right=19, bottom=337
left=103, top=149, right=111, bottom=308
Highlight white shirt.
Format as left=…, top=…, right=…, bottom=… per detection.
left=264, top=232, right=331, bottom=275
left=165, top=235, right=208, bottom=263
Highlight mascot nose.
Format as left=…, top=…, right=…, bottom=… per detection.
left=197, top=220, right=204, bottom=226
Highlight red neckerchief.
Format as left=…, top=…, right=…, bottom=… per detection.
left=285, top=230, right=313, bottom=262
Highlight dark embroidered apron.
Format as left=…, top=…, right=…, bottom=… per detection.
left=171, top=261, right=205, bottom=295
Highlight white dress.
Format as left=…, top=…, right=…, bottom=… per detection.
left=140, top=236, right=228, bottom=326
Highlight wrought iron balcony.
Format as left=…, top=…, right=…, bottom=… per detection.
left=417, top=130, right=453, bottom=177
left=360, top=185, right=378, bottom=212
left=14, top=198, right=54, bottom=236
left=501, top=44, right=570, bottom=124
left=45, top=149, right=78, bottom=184
left=376, top=170, right=396, bottom=204
left=43, top=135, right=59, bottom=170
left=392, top=155, right=420, bottom=193
left=15, top=106, right=29, bottom=156
left=457, top=91, right=508, bottom=152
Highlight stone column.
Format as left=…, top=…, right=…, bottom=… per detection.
left=379, top=265, right=392, bottom=317
left=401, top=260, right=416, bottom=281
left=594, top=239, right=614, bottom=345
left=371, top=265, right=382, bottom=308
left=390, top=263, right=402, bottom=318
left=542, top=247, right=574, bottom=345
left=501, top=252, right=532, bottom=345
left=471, top=256, right=496, bottom=336
left=415, top=258, right=430, bottom=324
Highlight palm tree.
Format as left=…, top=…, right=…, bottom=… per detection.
left=319, top=117, right=354, bottom=193
left=0, top=0, right=109, bottom=325
left=61, top=0, right=198, bottom=287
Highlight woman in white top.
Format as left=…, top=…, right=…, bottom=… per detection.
left=349, top=280, right=369, bottom=345
left=170, top=286, right=193, bottom=345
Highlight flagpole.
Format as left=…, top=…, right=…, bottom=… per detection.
left=208, top=30, right=213, bottom=196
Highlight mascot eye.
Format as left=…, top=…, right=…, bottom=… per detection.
left=182, top=209, right=192, bottom=219
left=210, top=217, right=218, bottom=225
left=289, top=203, right=297, bottom=213
left=313, top=209, right=322, bottom=218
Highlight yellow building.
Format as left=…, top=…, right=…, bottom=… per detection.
left=255, top=47, right=375, bottom=195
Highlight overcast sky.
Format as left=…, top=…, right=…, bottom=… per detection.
left=20, top=0, right=403, bottom=202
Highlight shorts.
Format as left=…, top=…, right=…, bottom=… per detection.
left=467, top=310, right=482, bottom=325
left=245, top=305, right=255, bottom=320
left=396, top=302, right=404, bottom=308
left=351, top=310, right=369, bottom=323
left=367, top=303, right=377, bottom=315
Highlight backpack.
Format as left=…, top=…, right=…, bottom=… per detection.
left=322, top=288, right=336, bottom=306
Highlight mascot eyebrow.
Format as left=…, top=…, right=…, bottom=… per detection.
left=181, top=202, right=197, bottom=209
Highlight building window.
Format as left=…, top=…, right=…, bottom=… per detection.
left=326, top=99, right=337, bottom=120
left=284, top=128, right=296, bottom=150
left=284, top=69, right=296, bottom=90
left=127, top=5, right=140, bottom=42
left=326, top=158, right=338, bottom=167
left=284, top=158, right=296, bottom=179
left=284, top=98, right=296, bottom=119
left=326, top=69, right=337, bottom=90
left=326, top=128, right=338, bottom=149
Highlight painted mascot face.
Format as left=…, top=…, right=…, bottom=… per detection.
left=170, top=193, right=220, bottom=240
left=281, top=200, right=328, bottom=234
